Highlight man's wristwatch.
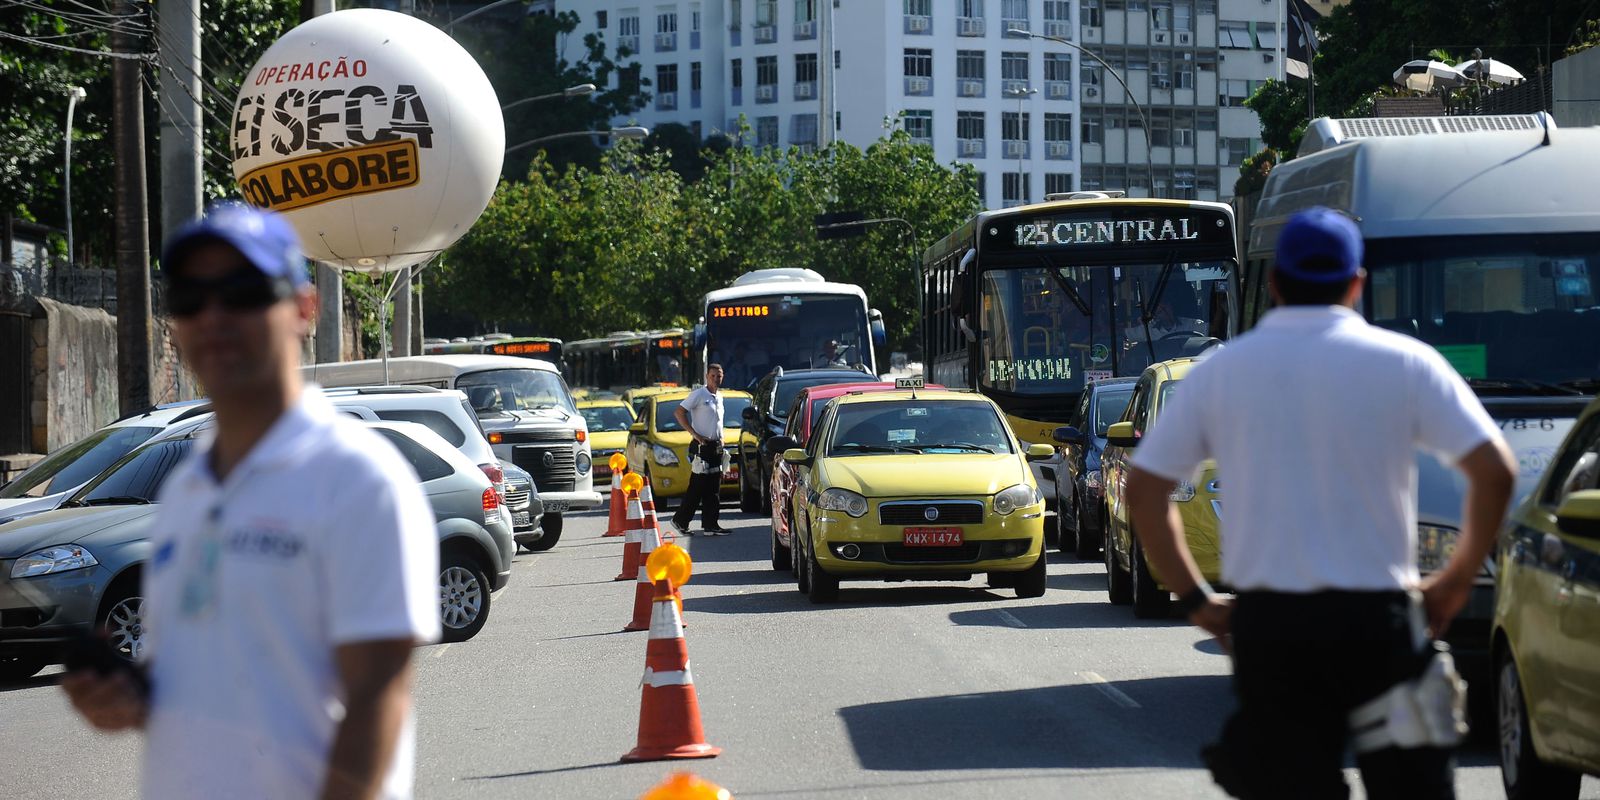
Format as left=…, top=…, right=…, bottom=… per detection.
left=1176, top=584, right=1215, bottom=615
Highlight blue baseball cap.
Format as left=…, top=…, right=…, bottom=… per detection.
left=1274, top=207, right=1363, bottom=283
left=161, top=202, right=309, bottom=288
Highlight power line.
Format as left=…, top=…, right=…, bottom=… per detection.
left=0, top=27, right=154, bottom=59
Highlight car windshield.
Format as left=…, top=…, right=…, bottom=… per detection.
left=580, top=405, right=635, bottom=432
left=0, top=425, right=161, bottom=499
left=457, top=369, right=577, bottom=414
left=656, top=396, right=753, bottom=433
left=68, top=437, right=196, bottom=505
left=978, top=261, right=1231, bottom=396
left=774, top=376, right=865, bottom=419
left=827, top=400, right=1013, bottom=455
left=1363, top=234, right=1600, bottom=390
left=1092, top=388, right=1135, bottom=436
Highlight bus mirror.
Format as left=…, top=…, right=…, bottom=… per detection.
left=871, top=317, right=887, bottom=347
left=1208, top=282, right=1231, bottom=338
left=692, top=322, right=706, bottom=348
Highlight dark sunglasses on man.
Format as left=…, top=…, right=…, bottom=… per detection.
left=166, top=268, right=296, bottom=318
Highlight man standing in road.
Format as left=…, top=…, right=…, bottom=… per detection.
left=671, top=363, right=732, bottom=536
left=1123, top=207, right=1515, bottom=799
left=63, top=203, right=440, bottom=799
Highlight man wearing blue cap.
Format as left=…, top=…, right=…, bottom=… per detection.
left=62, top=203, right=439, bottom=800
left=1122, top=207, right=1515, bottom=798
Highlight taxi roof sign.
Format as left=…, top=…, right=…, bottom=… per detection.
left=894, top=377, right=925, bottom=390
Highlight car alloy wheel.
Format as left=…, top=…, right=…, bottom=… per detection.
left=1499, top=649, right=1582, bottom=799
left=104, top=596, right=145, bottom=662
left=440, top=566, right=484, bottom=631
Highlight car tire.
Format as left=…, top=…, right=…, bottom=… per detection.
left=1073, top=498, right=1100, bottom=560
left=739, top=465, right=761, bottom=514
left=1014, top=552, right=1048, bottom=598
left=98, top=576, right=145, bottom=663
left=805, top=538, right=839, bottom=604
left=796, top=521, right=813, bottom=594
left=528, top=513, right=563, bottom=551
left=759, top=466, right=773, bottom=515
left=1053, top=503, right=1077, bottom=555
left=770, top=513, right=792, bottom=571
left=1105, top=526, right=1133, bottom=605
left=0, top=655, right=48, bottom=684
left=1499, top=648, right=1582, bottom=800
left=1130, top=538, right=1171, bottom=619
left=439, top=550, right=491, bottom=643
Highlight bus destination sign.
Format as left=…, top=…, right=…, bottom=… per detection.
left=712, top=304, right=770, bottom=318
left=987, top=207, right=1233, bottom=253
left=493, top=341, right=552, bottom=355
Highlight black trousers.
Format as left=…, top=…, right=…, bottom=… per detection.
left=1205, top=590, right=1456, bottom=800
left=672, top=469, right=722, bottom=530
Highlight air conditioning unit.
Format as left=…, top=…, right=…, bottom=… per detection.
left=795, top=20, right=817, bottom=38
left=1177, top=31, right=1192, bottom=45
left=618, top=34, right=640, bottom=52
left=1045, top=20, right=1070, bottom=38
left=1004, top=141, right=1027, bottom=158
left=753, top=24, right=776, bottom=41
left=958, top=16, right=985, bottom=36
left=960, top=79, right=985, bottom=97
left=1003, top=79, right=1029, bottom=95
left=756, top=84, right=776, bottom=102
left=794, top=82, right=815, bottom=99
left=1047, top=141, right=1070, bottom=158
left=1085, top=26, right=1101, bottom=42
left=960, top=139, right=984, bottom=156
left=656, top=91, right=678, bottom=109
left=1154, top=31, right=1169, bottom=44
left=655, top=32, right=676, bottom=50
left=1048, top=82, right=1071, bottom=99
left=1155, top=78, right=1172, bottom=90
left=907, top=15, right=930, bottom=33
left=906, top=76, right=931, bottom=94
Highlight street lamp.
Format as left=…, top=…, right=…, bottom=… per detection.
left=444, top=0, right=524, bottom=31
left=63, top=85, right=86, bottom=266
left=502, top=83, right=597, bottom=111
left=1003, top=86, right=1038, bottom=204
left=1005, top=26, right=1158, bottom=197
left=503, top=125, right=650, bottom=156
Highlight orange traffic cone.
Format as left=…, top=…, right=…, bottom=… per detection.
left=621, top=578, right=721, bottom=762
left=603, top=471, right=628, bottom=537
left=639, top=772, right=731, bottom=799
left=615, top=491, right=645, bottom=582
left=623, top=515, right=663, bottom=632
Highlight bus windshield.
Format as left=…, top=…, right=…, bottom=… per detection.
left=1363, top=234, right=1600, bottom=391
left=707, top=294, right=870, bottom=388
left=978, top=260, right=1231, bottom=396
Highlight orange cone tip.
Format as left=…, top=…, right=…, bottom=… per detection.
left=622, top=472, right=646, bottom=495
left=639, top=772, right=731, bottom=800
left=610, top=452, right=629, bottom=473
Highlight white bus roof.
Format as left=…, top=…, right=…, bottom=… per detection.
left=303, top=354, right=561, bottom=388
left=703, top=278, right=868, bottom=307
left=1251, top=115, right=1600, bottom=253
left=731, top=268, right=825, bottom=285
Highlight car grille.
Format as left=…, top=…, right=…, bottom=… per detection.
left=499, top=430, right=575, bottom=444
left=513, top=444, right=576, bottom=492
left=592, top=449, right=622, bottom=476
left=879, top=501, right=985, bottom=526
left=504, top=483, right=531, bottom=510
left=843, top=539, right=1032, bottom=565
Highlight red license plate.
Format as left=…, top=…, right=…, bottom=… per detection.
left=903, top=527, right=964, bottom=547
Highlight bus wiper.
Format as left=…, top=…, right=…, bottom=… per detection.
left=914, top=443, right=995, bottom=453
left=1466, top=377, right=1584, bottom=396
left=81, top=496, right=152, bottom=506
left=1040, top=254, right=1091, bottom=317
left=1134, top=278, right=1157, bottom=364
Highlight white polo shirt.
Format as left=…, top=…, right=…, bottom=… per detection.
left=141, top=388, right=440, bottom=799
left=1132, top=306, right=1501, bottom=593
left=681, top=386, right=725, bottom=441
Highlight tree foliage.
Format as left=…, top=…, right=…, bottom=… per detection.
left=431, top=132, right=981, bottom=356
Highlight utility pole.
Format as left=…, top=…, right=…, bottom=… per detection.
left=157, top=0, right=202, bottom=245
left=308, top=0, right=344, bottom=364
left=818, top=0, right=833, bottom=147
left=390, top=266, right=412, bottom=357
left=113, top=0, right=152, bottom=414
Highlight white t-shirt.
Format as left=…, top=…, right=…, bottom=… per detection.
left=680, top=386, right=725, bottom=441
left=1132, top=305, right=1501, bottom=593
left=141, top=389, right=440, bottom=799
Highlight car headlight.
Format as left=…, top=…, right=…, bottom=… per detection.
left=1170, top=481, right=1196, bottom=502
left=1084, top=470, right=1103, bottom=490
left=817, top=488, right=869, bottom=518
left=11, top=545, right=99, bottom=579
left=652, top=444, right=680, bottom=467
left=994, top=483, right=1041, bottom=515
left=575, top=452, right=592, bottom=474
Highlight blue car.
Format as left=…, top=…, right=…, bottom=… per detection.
left=1051, top=378, right=1136, bottom=559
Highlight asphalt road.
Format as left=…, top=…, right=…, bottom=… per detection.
left=2, top=502, right=1598, bottom=799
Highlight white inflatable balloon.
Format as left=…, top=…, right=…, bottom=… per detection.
left=230, top=8, right=504, bottom=272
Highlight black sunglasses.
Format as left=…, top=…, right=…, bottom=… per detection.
left=166, top=270, right=294, bottom=318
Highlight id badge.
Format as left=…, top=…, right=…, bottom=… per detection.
left=178, top=506, right=224, bottom=620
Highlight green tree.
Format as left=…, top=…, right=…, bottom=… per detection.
left=1243, top=79, right=1310, bottom=155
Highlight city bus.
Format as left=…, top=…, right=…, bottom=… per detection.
left=1244, top=113, right=1600, bottom=676
left=921, top=193, right=1238, bottom=451
left=565, top=329, right=690, bottom=392
left=693, top=268, right=885, bottom=389
left=422, top=335, right=564, bottom=366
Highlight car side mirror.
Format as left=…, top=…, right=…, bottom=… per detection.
left=1025, top=443, right=1055, bottom=461
left=629, top=422, right=647, bottom=435
left=1555, top=489, right=1600, bottom=538
left=782, top=448, right=810, bottom=465
left=764, top=435, right=798, bottom=458
left=1105, top=421, right=1139, bottom=448
left=742, top=406, right=758, bottom=421
left=1053, top=425, right=1089, bottom=446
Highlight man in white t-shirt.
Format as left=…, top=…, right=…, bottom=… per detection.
left=1123, top=208, right=1515, bottom=799
left=63, top=204, right=439, bottom=800
left=671, top=363, right=732, bottom=535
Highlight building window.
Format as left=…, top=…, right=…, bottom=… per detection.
left=1001, top=0, right=1027, bottom=28
left=905, top=0, right=930, bottom=14
left=756, top=55, right=778, bottom=104
left=1176, top=56, right=1196, bottom=89
left=1218, top=20, right=1250, bottom=48
left=596, top=10, right=608, bottom=28
left=792, top=113, right=818, bottom=150
left=1044, top=52, right=1071, bottom=99
left=1002, top=110, right=1029, bottom=142
left=656, top=10, right=678, bottom=51
left=795, top=0, right=817, bottom=38
left=957, top=110, right=985, bottom=158
left=973, top=171, right=986, bottom=205
left=1001, top=51, right=1029, bottom=82
left=1044, top=112, right=1072, bottom=159
left=904, top=48, right=933, bottom=95
left=1174, top=0, right=1193, bottom=31
left=1045, top=173, right=1073, bottom=196
left=904, top=109, right=933, bottom=143
left=1083, top=0, right=1103, bottom=27
left=619, top=15, right=641, bottom=53
left=1220, top=78, right=1251, bottom=106
left=1082, top=115, right=1103, bottom=145
left=756, top=115, right=779, bottom=147
left=959, top=0, right=983, bottom=17
left=1003, top=172, right=1031, bottom=206
left=1253, top=21, right=1279, bottom=51
left=692, top=61, right=703, bottom=107
left=795, top=52, right=818, bottom=100
left=754, top=0, right=777, bottom=41
left=1082, top=166, right=1102, bottom=190
left=731, top=58, right=743, bottom=106
left=656, top=64, right=679, bottom=109
left=1223, top=137, right=1250, bottom=164
left=729, top=0, right=741, bottom=27
left=1150, top=113, right=1171, bottom=147
left=957, top=50, right=986, bottom=80
left=619, top=64, right=642, bottom=95
left=691, top=6, right=702, bottom=48
left=958, top=0, right=984, bottom=36
left=904, top=0, right=932, bottom=33
left=1197, top=109, right=1217, bottom=132
left=691, top=120, right=702, bottom=140
left=1152, top=0, right=1172, bottom=29
left=1151, top=56, right=1172, bottom=89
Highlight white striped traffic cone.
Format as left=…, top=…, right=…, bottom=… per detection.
left=621, top=578, right=721, bottom=762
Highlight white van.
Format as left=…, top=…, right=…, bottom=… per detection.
left=304, top=355, right=601, bottom=539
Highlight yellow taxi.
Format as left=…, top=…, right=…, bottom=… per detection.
left=1099, top=357, right=1223, bottom=619
left=1493, top=395, right=1600, bottom=800
left=622, top=385, right=678, bottom=419
left=626, top=389, right=753, bottom=503
left=780, top=385, right=1052, bottom=604
left=576, top=399, right=635, bottom=483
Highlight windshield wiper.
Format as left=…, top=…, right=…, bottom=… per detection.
left=1555, top=378, right=1600, bottom=393
left=80, top=496, right=152, bottom=506
left=1466, top=377, right=1584, bottom=396
left=831, top=443, right=914, bottom=454
left=914, top=443, right=995, bottom=453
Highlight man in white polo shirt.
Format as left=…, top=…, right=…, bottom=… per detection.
left=63, top=204, right=439, bottom=799
left=672, top=363, right=732, bottom=535
left=1124, top=207, right=1515, bottom=799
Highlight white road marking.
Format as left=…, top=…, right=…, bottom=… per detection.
left=1077, top=671, right=1141, bottom=708
left=995, top=610, right=1027, bottom=628
left=433, top=643, right=452, bottom=659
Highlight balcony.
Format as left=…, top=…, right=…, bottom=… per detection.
left=958, top=138, right=986, bottom=158
left=618, top=34, right=639, bottom=53
left=957, top=16, right=985, bottom=37
left=904, top=14, right=931, bottom=34
left=753, top=24, right=777, bottom=43
left=656, top=91, right=678, bottom=110
left=794, top=20, right=816, bottom=39
left=1046, top=81, right=1071, bottom=99
left=1044, top=19, right=1071, bottom=38
left=1003, top=140, right=1029, bottom=158
left=794, top=81, right=817, bottom=100
left=655, top=32, right=677, bottom=51
left=755, top=83, right=777, bottom=103
left=1046, top=141, right=1072, bottom=160
left=904, top=75, right=932, bottom=95
left=958, top=79, right=985, bottom=97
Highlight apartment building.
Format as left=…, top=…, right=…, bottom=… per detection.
left=562, top=1, right=1278, bottom=204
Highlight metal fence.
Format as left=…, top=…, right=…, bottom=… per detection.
left=1, top=256, right=165, bottom=317
left=1455, top=73, right=1553, bottom=117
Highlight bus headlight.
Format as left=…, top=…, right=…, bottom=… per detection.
left=818, top=488, right=869, bottom=518
left=994, top=484, right=1041, bottom=515
left=652, top=444, right=680, bottom=467
left=575, top=452, right=592, bottom=474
